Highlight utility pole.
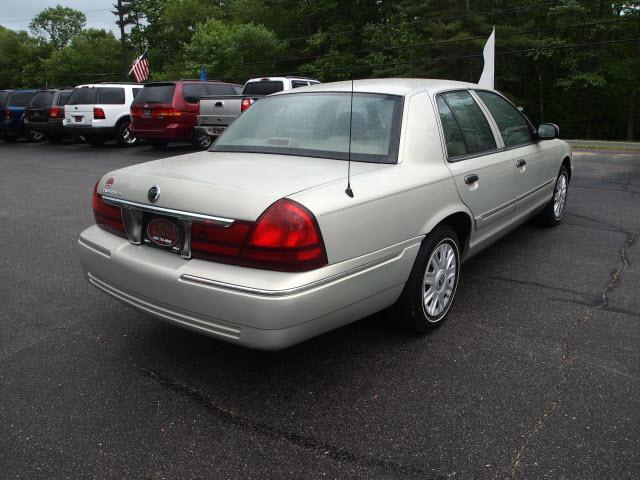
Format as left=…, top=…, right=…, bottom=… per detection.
left=113, top=0, right=129, bottom=81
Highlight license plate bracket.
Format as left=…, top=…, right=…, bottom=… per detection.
left=142, top=213, right=186, bottom=255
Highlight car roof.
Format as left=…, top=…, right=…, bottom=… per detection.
left=276, top=78, right=479, bottom=96
left=246, top=76, right=319, bottom=83
left=75, top=83, right=140, bottom=88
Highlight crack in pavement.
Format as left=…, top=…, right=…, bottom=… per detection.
left=489, top=275, right=594, bottom=302
left=500, top=230, right=638, bottom=480
left=134, top=364, right=443, bottom=480
left=549, top=297, right=640, bottom=319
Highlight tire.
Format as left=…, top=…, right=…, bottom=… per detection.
left=148, top=139, right=169, bottom=149
left=27, top=129, right=45, bottom=142
left=537, top=165, right=569, bottom=227
left=193, top=132, right=214, bottom=150
left=85, top=135, right=107, bottom=146
left=116, top=120, right=137, bottom=147
left=392, top=225, right=461, bottom=333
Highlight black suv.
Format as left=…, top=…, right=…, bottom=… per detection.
left=24, top=89, right=73, bottom=143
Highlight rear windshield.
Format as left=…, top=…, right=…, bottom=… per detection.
left=242, top=81, right=284, bottom=95
left=132, top=84, right=175, bottom=104
left=67, top=87, right=97, bottom=105
left=57, top=91, right=72, bottom=106
left=29, top=91, right=56, bottom=107
left=8, top=91, right=35, bottom=107
left=214, top=92, right=404, bottom=164
left=205, top=83, right=237, bottom=95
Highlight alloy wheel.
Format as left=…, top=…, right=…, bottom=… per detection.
left=553, top=174, right=568, bottom=219
left=422, top=241, right=457, bottom=319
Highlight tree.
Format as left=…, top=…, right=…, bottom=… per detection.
left=0, top=27, right=44, bottom=88
left=113, top=0, right=141, bottom=80
left=29, top=5, right=86, bottom=49
left=39, top=29, right=122, bottom=86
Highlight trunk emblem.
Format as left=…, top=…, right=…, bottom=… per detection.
left=147, top=185, right=160, bottom=202
left=105, top=177, right=114, bottom=187
left=146, top=219, right=179, bottom=247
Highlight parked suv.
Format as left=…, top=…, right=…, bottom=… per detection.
left=64, top=83, right=143, bottom=146
left=24, top=88, right=73, bottom=143
left=130, top=80, right=240, bottom=148
left=1, top=89, right=36, bottom=142
left=0, top=90, right=11, bottom=108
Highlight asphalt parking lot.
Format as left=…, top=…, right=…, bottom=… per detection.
left=1, top=140, right=638, bottom=480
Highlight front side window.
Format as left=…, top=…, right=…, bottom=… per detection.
left=214, top=92, right=404, bottom=164
left=98, top=88, right=125, bottom=105
left=439, top=91, right=496, bottom=155
left=476, top=91, right=533, bottom=147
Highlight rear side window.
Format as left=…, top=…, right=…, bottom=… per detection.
left=439, top=91, right=496, bottom=155
left=98, top=88, right=125, bottom=105
left=67, top=87, right=97, bottom=105
left=476, top=91, right=533, bottom=147
left=133, top=84, right=175, bottom=104
left=242, top=81, right=284, bottom=95
left=0, top=91, right=8, bottom=106
left=182, top=84, right=207, bottom=103
left=57, top=92, right=72, bottom=106
left=29, top=91, right=56, bottom=107
left=8, top=91, right=35, bottom=107
left=204, top=84, right=237, bottom=95
left=436, top=97, right=467, bottom=158
left=291, top=81, right=309, bottom=88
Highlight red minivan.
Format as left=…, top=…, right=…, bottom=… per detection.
left=130, top=80, right=239, bottom=148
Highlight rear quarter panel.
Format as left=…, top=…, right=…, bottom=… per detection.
left=290, top=91, right=471, bottom=266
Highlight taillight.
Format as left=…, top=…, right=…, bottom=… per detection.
left=93, top=107, right=106, bottom=120
left=153, top=108, right=181, bottom=118
left=49, top=106, right=62, bottom=118
left=130, top=106, right=142, bottom=118
left=191, top=221, right=253, bottom=263
left=238, top=199, right=327, bottom=272
left=240, top=98, right=254, bottom=112
left=92, top=181, right=126, bottom=237
left=4, top=108, right=11, bottom=120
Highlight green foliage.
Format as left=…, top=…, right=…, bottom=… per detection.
left=0, top=27, right=43, bottom=88
left=29, top=4, right=86, bottom=49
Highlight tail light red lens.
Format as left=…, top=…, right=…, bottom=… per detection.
left=153, top=108, right=181, bottom=118
left=4, top=108, right=11, bottom=120
left=240, top=98, right=254, bottom=112
left=238, top=199, right=328, bottom=271
left=93, top=107, right=106, bottom=120
left=130, top=106, right=143, bottom=118
left=49, top=106, right=63, bottom=118
left=92, top=181, right=126, bottom=237
left=191, top=221, right=253, bottom=263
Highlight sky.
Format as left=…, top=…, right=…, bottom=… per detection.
left=0, top=0, right=121, bottom=35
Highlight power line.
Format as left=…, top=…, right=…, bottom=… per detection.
left=0, top=8, right=112, bottom=25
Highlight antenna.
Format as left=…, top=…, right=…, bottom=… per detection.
left=345, top=79, right=355, bottom=198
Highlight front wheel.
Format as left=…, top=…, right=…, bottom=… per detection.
left=193, top=132, right=214, bottom=150
left=537, top=166, right=569, bottom=227
left=392, top=225, right=461, bottom=333
left=28, top=129, right=45, bottom=142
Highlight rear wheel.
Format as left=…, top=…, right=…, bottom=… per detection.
left=537, top=166, right=569, bottom=227
left=27, top=129, right=45, bottom=142
left=116, top=121, right=137, bottom=147
left=85, top=135, right=107, bottom=146
left=193, top=132, right=214, bottom=150
left=392, top=225, right=461, bottom=333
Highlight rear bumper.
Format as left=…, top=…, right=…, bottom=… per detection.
left=78, top=225, right=419, bottom=350
left=193, top=125, right=226, bottom=138
left=65, top=124, right=116, bottom=136
left=24, top=119, right=66, bottom=135
left=130, top=123, right=193, bottom=140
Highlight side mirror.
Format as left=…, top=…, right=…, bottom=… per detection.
left=536, top=123, right=559, bottom=140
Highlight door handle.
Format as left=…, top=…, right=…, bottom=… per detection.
left=516, top=159, right=527, bottom=168
left=215, top=101, right=223, bottom=107
left=464, top=174, right=479, bottom=185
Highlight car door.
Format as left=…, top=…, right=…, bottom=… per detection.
left=474, top=90, right=556, bottom=215
left=436, top=90, right=518, bottom=231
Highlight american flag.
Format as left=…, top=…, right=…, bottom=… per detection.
left=129, top=50, right=149, bottom=83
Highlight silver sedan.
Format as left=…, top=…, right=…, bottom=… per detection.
left=79, top=79, right=572, bottom=350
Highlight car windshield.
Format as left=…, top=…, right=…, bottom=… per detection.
left=8, top=91, right=35, bottom=107
left=242, top=81, right=285, bottom=95
left=213, top=92, right=404, bottom=164
left=133, top=84, right=175, bottom=104
left=29, top=91, right=56, bottom=107
left=67, top=87, right=97, bottom=105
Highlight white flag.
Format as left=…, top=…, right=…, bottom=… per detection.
left=478, top=27, right=495, bottom=89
